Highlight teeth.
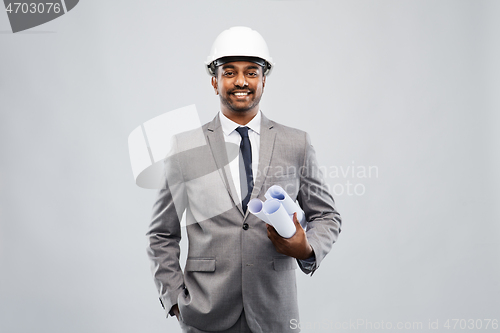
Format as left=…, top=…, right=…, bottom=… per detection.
left=234, top=92, right=248, bottom=96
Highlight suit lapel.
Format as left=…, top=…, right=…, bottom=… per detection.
left=244, top=113, right=276, bottom=220
left=206, top=114, right=244, bottom=216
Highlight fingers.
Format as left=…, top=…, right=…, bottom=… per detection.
left=267, top=224, right=279, bottom=239
left=266, top=224, right=275, bottom=240
left=292, top=213, right=300, bottom=232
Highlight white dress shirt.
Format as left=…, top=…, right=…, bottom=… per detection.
left=219, top=110, right=261, bottom=202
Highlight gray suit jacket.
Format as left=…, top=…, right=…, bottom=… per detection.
left=147, top=112, right=341, bottom=332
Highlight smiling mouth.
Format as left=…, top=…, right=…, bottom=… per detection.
left=232, top=91, right=251, bottom=97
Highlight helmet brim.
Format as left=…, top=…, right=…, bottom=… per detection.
left=206, top=56, right=273, bottom=76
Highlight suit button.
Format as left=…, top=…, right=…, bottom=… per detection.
left=242, top=223, right=249, bottom=230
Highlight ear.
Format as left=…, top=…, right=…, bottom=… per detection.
left=211, top=76, right=218, bottom=95
left=262, top=75, right=266, bottom=88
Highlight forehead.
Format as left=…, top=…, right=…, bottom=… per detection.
left=220, top=61, right=261, bottom=71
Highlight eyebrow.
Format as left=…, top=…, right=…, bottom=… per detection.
left=221, top=64, right=260, bottom=71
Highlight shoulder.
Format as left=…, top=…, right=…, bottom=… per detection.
left=271, top=120, right=307, bottom=137
left=265, top=116, right=309, bottom=146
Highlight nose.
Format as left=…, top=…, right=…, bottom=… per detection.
left=234, top=72, right=248, bottom=88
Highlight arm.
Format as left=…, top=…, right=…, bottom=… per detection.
left=266, top=132, right=341, bottom=275
left=296, top=132, right=341, bottom=274
left=146, top=136, right=188, bottom=318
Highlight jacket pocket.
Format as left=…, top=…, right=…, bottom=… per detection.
left=273, top=257, right=298, bottom=271
left=185, top=258, right=216, bottom=272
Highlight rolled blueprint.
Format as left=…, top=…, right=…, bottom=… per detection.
left=248, top=198, right=271, bottom=224
left=248, top=185, right=307, bottom=238
left=263, top=199, right=297, bottom=238
left=265, top=185, right=306, bottom=230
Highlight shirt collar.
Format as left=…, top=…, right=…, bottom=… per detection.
left=219, top=110, right=261, bottom=136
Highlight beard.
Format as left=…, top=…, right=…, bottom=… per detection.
left=219, top=88, right=263, bottom=113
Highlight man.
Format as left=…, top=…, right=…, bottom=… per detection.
left=147, top=26, right=341, bottom=333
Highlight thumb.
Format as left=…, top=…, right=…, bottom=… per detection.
left=293, top=212, right=300, bottom=227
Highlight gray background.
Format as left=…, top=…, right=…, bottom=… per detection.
left=1, top=0, right=499, bottom=332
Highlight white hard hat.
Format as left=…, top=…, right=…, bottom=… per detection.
left=205, top=26, right=274, bottom=76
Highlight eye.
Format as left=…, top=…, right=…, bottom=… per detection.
left=223, top=71, right=235, bottom=77
left=247, top=72, right=258, bottom=77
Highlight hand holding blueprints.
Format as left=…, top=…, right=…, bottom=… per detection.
left=248, top=185, right=306, bottom=238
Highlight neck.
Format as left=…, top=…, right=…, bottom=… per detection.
left=221, top=107, right=259, bottom=125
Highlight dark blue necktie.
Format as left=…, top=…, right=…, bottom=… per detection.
left=235, top=126, right=254, bottom=213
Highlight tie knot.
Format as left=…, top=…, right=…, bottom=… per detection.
left=235, top=126, right=249, bottom=138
